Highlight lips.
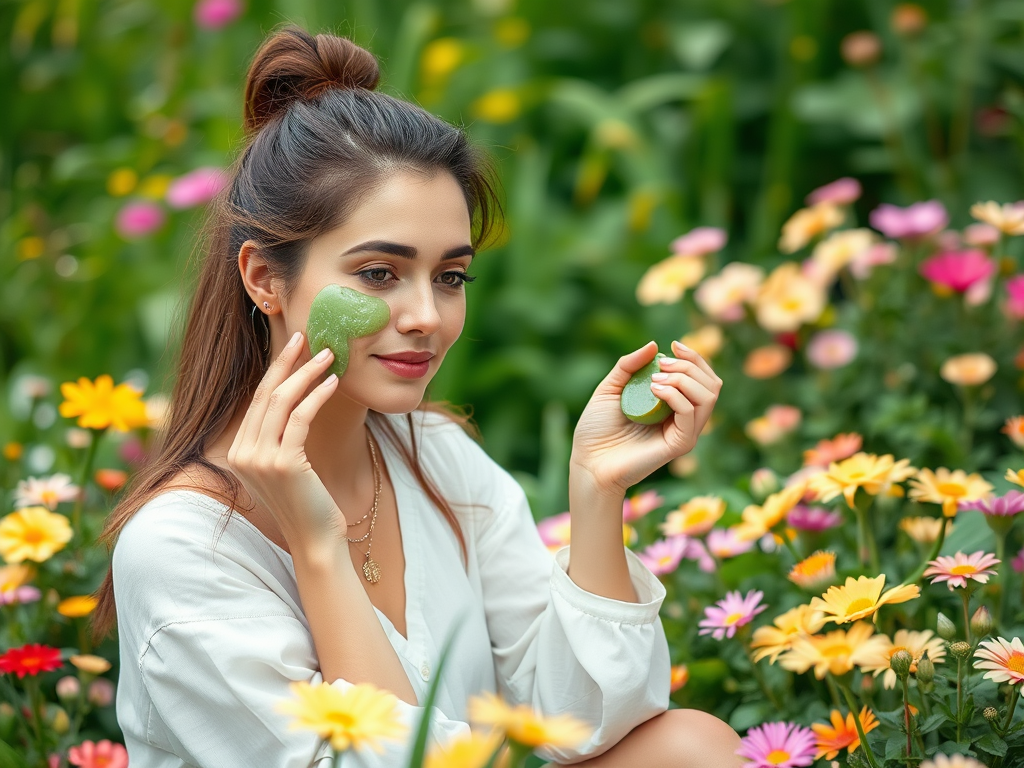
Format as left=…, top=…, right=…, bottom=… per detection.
left=374, top=352, right=434, bottom=363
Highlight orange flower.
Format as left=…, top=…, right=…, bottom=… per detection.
left=732, top=483, right=807, bottom=542
left=803, top=433, right=863, bottom=467
left=59, top=375, right=149, bottom=432
left=812, top=707, right=879, bottom=760
left=95, top=469, right=128, bottom=492
left=669, top=664, right=689, bottom=692
left=940, top=353, right=997, bottom=387
left=743, top=345, right=793, bottom=379
left=1003, top=416, right=1024, bottom=449
left=788, top=551, right=838, bottom=591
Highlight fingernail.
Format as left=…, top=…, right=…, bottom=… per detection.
left=673, top=340, right=691, bottom=351
left=321, top=373, right=338, bottom=387
left=651, top=372, right=668, bottom=381
left=659, top=357, right=680, bottom=366
left=314, top=347, right=331, bottom=362
left=651, top=382, right=667, bottom=390
left=286, top=331, right=302, bottom=349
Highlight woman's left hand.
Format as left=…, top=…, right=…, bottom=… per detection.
left=571, top=339, right=722, bottom=498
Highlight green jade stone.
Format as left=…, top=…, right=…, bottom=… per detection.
left=306, top=284, right=391, bottom=378
left=620, top=352, right=673, bottom=425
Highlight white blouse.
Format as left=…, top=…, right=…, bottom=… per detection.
left=113, top=410, right=671, bottom=767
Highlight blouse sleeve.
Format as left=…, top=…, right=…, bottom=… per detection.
left=453, top=431, right=672, bottom=765
left=114, top=501, right=470, bottom=768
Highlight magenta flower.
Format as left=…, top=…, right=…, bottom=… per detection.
left=536, top=511, right=571, bottom=551
left=806, top=177, right=862, bottom=207
left=959, top=490, right=1024, bottom=517
left=166, top=167, right=229, bottom=209
left=637, top=537, right=689, bottom=576
left=622, top=489, right=664, bottom=522
left=786, top=504, right=844, bottom=532
left=1005, top=275, right=1024, bottom=319
left=115, top=201, right=165, bottom=239
left=919, top=250, right=996, bottom=293
left=698, top=589, right=767, bottom=640
left=193, top=0, right=243, bottom=29
left=0, top=586, right=42, bottom=606
left=736, top=721, right=817, bottom=768
left=706, top=527, right=755, bottom=558
left=806, top=329, right=858, bottom=369
left=924, top=551, right=1001, bottom=590
left=870, top=200, right=948, bottom=239
left=1013, top=547, right=1024, bottom=574
left=670, top=227, right=727, bottom=257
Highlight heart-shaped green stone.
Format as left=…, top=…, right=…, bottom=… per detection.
left=621, top=352, right=673, bottom=425
left=306, top=285, right=391, bottom=378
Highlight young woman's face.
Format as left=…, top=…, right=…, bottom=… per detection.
left=284, top=169, right=473, bottom=414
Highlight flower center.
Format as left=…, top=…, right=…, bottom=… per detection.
left=844, top=597, right=875, bottom=616
left=937, top=482, right=966, bottom=497
left=686, top=510, right=711, bottom=526
left=782, top=298, right=802, bottom=311
left=822, top=642, right=851, bottom=658
left=1006, top=652, right=1024, bottom=674
left=949, top=565, right=979, bottom=576
left=327, top=711, right=356, bottom=729
left=22, top=529, right=44, bottom=545
left=846, top=471, right=865, bottom=481
left=888, top=645, right=909, bottom=660
left=724, top=612, right=744, bottom=626
left=40, top=490, right=58, bottom=506
left=766, top=749, right=792, bottom=765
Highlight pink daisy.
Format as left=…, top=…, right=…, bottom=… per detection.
left=536, top=512, right=571, bottom=552
left=736, top=721, right=817, bottom=768
left=919, top=250, right=996, bottom=293
left=166, top=167, right=229, bottom=209
left=698, top=589, right=767, bottom=640
left=1014, top=547, right=1024, bottom=574
left=959, top=490, right=1024, bottom=517
left=637, top=537, right=689, bottom=576
left=115, top=200, right=165, bottom=239
left=923, top=551, right=1001, bottom=590
left=973, top=636, right=1024, bottom=685
left=870, top=200, right=948, bottom=239
left=14, top=473, right=80, bottom=511
left=786, top=505, right=843, bottom=532
left=706, top=528, right=755, bottom=559
left=682, top=538, right=717, bottom=573
left=806, top=177, right=861, bottom=207
left=622, top=489, right=664, bottom=522
left=806, top=329, right=858, bottom=369
left=68, top=739, right=128, bottom=768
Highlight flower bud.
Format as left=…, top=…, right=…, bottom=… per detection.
left=750, top=468, right=779, bottom=501
left=55, top=676, right=80, bottom=702
left=948, top=641, right=972, bottom=660
left=841, top=31, right=882, bottom=67
left=984, top=706, right=1000, bottom=721
left=890, top=648, right=913, bottom=680
left=46, top=705, right=69, bottom=734
left=87, top=677, right=115, bottom=708
left=970, top=606, right=993, bottom=638
left=915, top=655, right=935, bottom=684
left=937, top=611, right=957, bottom=640
left=846, top=749, right=869, bottom=768
left=891, top=4, right=927, bottom=36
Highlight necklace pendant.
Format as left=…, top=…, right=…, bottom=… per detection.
left=362, top=554, right=381, bottom=583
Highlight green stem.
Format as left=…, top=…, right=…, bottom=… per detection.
left=331, top=743, right=343, bottom=768
left=1000, top=684, right=1020, bottom=736
left=853, top=496, right=880, bottom=573
left=507, top=740, right=533, bottom=768
left=825, top=674, right=843, bottom=710
left=902, top=517, right=949, bottom=587
left=836, top=680, right=882, bottom=768
left=24, top=677, right=48, bottom=766
left=71, top=428, right=104, bottom=543
left=995, top=533, right=1008, bottom=629
left=957, top=656, right=964, bottom=743
left=961, top=589, right=973, bottom=645
left=901, top=675, right=915, bottom=763
left=745, top=645, right=784, bottom=711
left=778, top=528, right=803, bottom=564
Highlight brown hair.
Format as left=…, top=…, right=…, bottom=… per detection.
left=91, top=24, right=504, bottom=641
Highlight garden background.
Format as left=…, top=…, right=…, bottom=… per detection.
left=4, top=0, right=1024, bottom=766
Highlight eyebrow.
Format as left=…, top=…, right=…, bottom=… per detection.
left=341, top=240, right=475, bottom=261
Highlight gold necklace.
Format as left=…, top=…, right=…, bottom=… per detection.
left=345, top=431, right=381, bottom=583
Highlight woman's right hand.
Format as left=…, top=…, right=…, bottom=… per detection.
left=226, top=330, right=343, bottom=552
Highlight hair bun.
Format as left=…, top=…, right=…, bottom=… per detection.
left=243, top=26, right=380, bottom=134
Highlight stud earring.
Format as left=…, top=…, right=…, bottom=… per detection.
left=263, top=301, right=271, bottom=311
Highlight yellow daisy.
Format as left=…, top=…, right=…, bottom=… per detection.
left=810, top=575, right=920, bottom=625
left=808, top=452, right=917, bottom=509
left=0, top=507, right=73, bottom=563
left=0, top=564, right=35, bottom=592
left=660, top=496, right=726, bottom=537
left=58, top=595, right=99, bottom=618
left=424, top=729, right=505, bottom=768
left=750, top=604, right=827, bottom=663
left=467, top=691, right=591, bottom=750
left=277, top=681, right=407, bottom=754
left=908, top=468, right=994, bottom=517
left=780, top=621, right=890, bottom=679
left=1006, top=467, right=1024, bottom=488
left=899, top=516, right=953, bottom=545
left=59, top=374, right=149, bottom=432
left=788, top=551, right=838, bottom=591
left=858, top=629, right=946, bottom=689
left=732, top=483, right=807, bottom=542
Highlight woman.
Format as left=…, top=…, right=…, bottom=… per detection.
left=93, top=25, right=740, bottom=768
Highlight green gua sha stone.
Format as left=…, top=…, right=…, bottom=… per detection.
left=306, top=285, right=391, bottom=378
left=621, top=352, right=673, bottom=425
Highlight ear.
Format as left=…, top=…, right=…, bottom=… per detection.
left=238, top=240, right=279, bottom=313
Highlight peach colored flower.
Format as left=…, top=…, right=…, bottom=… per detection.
left=779, top=203, right=844, bottom=253
left=940, top=353, right=996, bottom=386
left=806, top=330, right=858, bottom=369
left=803, top=433, right=863, bottom=468
left=636, top=255, right=705, bottom=305
left=660, top=496, right=726, bottom=537
left=694, top=262, right=764, bottom=321
left=679, top=325, right=723, bottom=359
left=809, top=228, right=876, bottom=285
left=970, top=200, right=1024, bottom=236
left=1003, top=416, right=1024, bottom=448
left=754, top=262, right=827, bottom=332
left=750, top=604, right=827, bottom=663
left=743, top=344, right=793, bottom=379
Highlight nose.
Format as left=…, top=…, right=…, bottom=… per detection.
left=392, top=278, right=442, bottom=336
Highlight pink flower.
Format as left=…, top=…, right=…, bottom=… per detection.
left=0, top=586, right=42, bottom=606
left=959, top=490, right=1024, bottom=517
left=963, top=223, right=1001, bottom=247
left=706, top=528, right=755, bottom=559
left=736, top=721, right=817, bottom=768
left=193, top=0, right=244, bottom=29
left=850, top=242, right=898, bottom=279
left=1005, top=275, right=1024, bottom=319
left=1013, top=547, right=1024, bottom=574
left=166, top=167, right=229, bottom=209
left=14, top=473, right=80, bottom=510
left=919, top=250, right=996, bottom=293
left=786, top=505, right=843, bottom=532
left=68, top=739, right=128, bottom=768
left=870, top=200, right=948, bottom=239
left=115, top=201, right=165, bottom=239
left=806, top=329, right=858, bottom=369
left=924, top=551, right=1001, bottom=590
left=622, top=490, right=664, bottom=522
left=536, top=512, right=571, bottom=552
left=683, top=539, right=717, bottom=573
left=698, top=589, right=767, bottom=640
left=87, top=678, right=115, bottom=707
left=806, top=177, right=861, bottom=206
left=638, top=537, right=689, bottom=576
left=670, top=227, right=727, bottom=257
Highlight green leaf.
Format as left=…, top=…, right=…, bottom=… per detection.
left=976, top=733, right=1008, bottom=757
left=886, top=733, right=909, bottom=759
left=0, top=738, right=29, bottom=768
left=919, top=712, right=947, bottom=734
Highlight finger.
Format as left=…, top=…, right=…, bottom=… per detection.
left=257, top=346, right=336, bottom=448
left=671, top=340, right=723, bottom=388
left=655, top=357, right=717, bottom=392
left=279, top=371, right=340, bottom=457
left=236, top=330, right=307, bottom=451
left=598, top=341, right=659, bottom=392
left=650, top=372, right=717, bottom=433
left=649, top=380, right=696, bottom=447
